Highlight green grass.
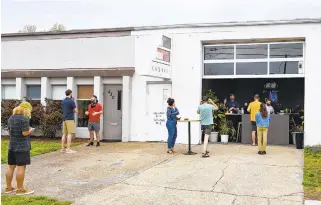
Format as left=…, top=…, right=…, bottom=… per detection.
left=1, top=195, right=72, bottom=205
left=1, top=139, right=83, bottom=164
left=303, top=146, right=321, bottom=200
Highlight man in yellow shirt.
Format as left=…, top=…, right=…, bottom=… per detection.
left=247, top=94, right=261, bottom=146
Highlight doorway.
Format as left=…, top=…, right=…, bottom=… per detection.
left=147, top=83, right=172, bottom=142
left=103, top=85, right=122, bottom=141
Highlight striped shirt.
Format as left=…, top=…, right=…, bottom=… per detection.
left=8, top=115, right=31, bottom=152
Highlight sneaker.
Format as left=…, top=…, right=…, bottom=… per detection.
left=16, top=189, right=34, bottom=196
left=202, top=153, right=210, bottom=158
left=86, top=142, right=94, bottom=147
left=66, top=149, right=76, bottom=154
left=4, top=187, right=17, bottom=194
left=258, top=151, right=263, bottom=155
left=262, top=151, right=266, bottom=155
left=60, top=149, right=66, bottom=153
left=96, top=142, right=100, bottom=147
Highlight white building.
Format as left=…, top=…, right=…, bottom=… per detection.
left=2, top=18, right=321, bottom=146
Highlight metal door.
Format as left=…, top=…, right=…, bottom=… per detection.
left=103, top=85, right=122, bottom=141
left=147, top=84, right=172, bottom=141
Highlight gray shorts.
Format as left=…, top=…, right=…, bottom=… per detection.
left=201, top=125, right=212, bottom=135
left=88, top=122, right=100, bottom=132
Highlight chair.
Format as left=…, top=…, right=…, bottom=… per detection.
left=236, top=122, right=242, bottom=142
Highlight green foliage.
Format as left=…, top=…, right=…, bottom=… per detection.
left=219, top=118, right=236, bottom=137
left=39, top=98, right=63, bottom=138
left=23, top=98, right=44, bottom=127
left=304, top=146, right=321, bottom=200
left=1, top=195, right=71, bottom=205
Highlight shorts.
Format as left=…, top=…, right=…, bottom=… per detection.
left=251, top=121, right=257, bottom=132
left=63, top=120, right=75, bottom=135
left=88, top=122, right=100, bottom=132
left=8, top=150, right=30, bottom=166
left=201, top=125, right=212, bottom=135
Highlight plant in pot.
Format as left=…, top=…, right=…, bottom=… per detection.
left=219, top=118, right=236, bottom=144
left=290, top=116, right=304, bottom=149
left=205, top=89, right=225, bottom=142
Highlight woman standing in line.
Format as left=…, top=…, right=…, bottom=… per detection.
left=5, top=102, right=35, bottom=195
left=166, top=98, right=179, bottom=154
left=256, top=103, right=271, bottom=155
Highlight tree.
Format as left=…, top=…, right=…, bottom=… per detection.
left=50, top=23, right=66, bottom=31
left=19, top=25, right=37, bottom=33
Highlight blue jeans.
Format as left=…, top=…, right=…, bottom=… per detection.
left=166, top=120, right=177, bottom=149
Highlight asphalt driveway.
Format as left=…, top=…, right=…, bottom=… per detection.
left=1, top=142, right=304, bottom=205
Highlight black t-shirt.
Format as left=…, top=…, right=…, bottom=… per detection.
left=61, top=97, right=76, bottom=120
left=8, top=115, right=31, bottom=152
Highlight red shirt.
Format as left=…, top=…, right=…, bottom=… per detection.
left=88, top=103, right=103, bottom=122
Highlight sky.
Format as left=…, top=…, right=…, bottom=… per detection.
left=1, top=0, right=321, bottom=33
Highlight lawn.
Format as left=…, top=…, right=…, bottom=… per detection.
left=303, top=147, right=321, bottom=200
left=1, top=195, right=72, bottom=205
left=1, top=138, right=83, bottom=164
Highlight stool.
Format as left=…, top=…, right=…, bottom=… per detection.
left=237, top=122, right=242, bottom=142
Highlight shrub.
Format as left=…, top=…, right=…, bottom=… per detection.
left=39, top=98, right=63, bottom=138
left=1, top=100, right=21, bottom=130
left=24, top=98, right=44, bottom=127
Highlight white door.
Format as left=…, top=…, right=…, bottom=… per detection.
left=103, top=85, right=122, bottom=141
left=147, top=83, right=172, bottom=142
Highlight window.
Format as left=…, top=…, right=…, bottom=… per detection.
left=117, top=90, right=122, bottom=110
left=204, top=46, right=234, bottom=60
left=203, top=42, right=304, bottom=76
left=236, top=44, right=268, bottom=59
left=236, top=62, right=268, bottom=75
left=204, top=63, right=234, bottom=75
left=269, top=61, right=300, bottom=74
left=161, top=36, right=171, bottom=49
left=270, top=43, right=303, bottom=58
left=2, top=85, right=16, bottom=100
left=26, top=85, right=41, bottom=100
left=77, top=85, right=93, bottom=127
left=52, top=85, right=67, bottom=100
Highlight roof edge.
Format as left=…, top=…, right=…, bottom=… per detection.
left=2, top=18, right=321, bottom=37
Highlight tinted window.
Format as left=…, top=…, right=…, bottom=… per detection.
left=236, top=44, right=268, bottom=59
left=162, top=36, right=171, bottom=49
left=26, top=85, right=41, bottom=99
left=117, top=90, right=122, bottom=110
left=269, top=61, right=299, bottom=74
left=204, top=46, right=234, bottom=60
left=270, top=43, right=303, bottom=58
left=204, top=63, right=234, bottom=75
left=236, top=62, right=267, bottom=75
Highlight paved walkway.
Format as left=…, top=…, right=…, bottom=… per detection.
left=2, top=143, right=304, bottom=205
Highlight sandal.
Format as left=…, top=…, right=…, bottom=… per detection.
left=167, top=150, right=173, bottom=154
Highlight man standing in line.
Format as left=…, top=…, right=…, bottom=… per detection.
left=247, top=94, right=261, bottom=146
left=61, top=89, right=78, bottom=153
left=85, top=95, right=103, bottom=147
left=197, top=96, right=218, bottom=158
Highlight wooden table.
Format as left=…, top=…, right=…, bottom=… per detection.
left=177, top=119, right=200, bottom=155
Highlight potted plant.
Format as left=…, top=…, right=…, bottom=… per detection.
left=219, top=119, right=236, bottom=144
left=205, top=89, right=225, bottom=142
left=290, top=116, right=304, bottom=149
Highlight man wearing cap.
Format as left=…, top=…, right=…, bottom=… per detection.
left=224, top=94, right=240, bottom=114
left=85, top=95, right=103, bottom=147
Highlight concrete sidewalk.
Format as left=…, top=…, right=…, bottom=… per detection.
left=2, top=143, right=304, bottom=205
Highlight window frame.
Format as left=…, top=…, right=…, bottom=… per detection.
left=203, top=41, right=304, bottom=78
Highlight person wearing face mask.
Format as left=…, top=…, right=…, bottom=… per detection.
left=265, top=98, right=274, bottom=115
left=85, top=95, right=103, bottom=147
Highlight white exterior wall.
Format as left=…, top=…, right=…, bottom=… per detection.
left=131, top=23, right=321, bottom=146
left=1, top=36, right=135, bottom=69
